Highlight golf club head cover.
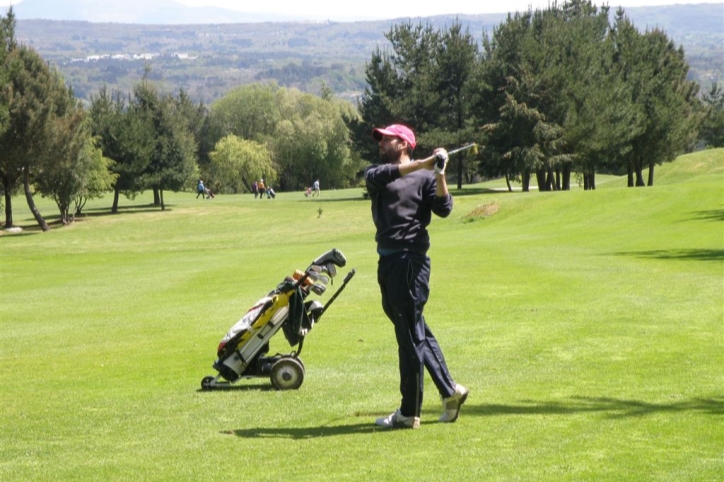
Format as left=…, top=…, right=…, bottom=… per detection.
left=312, top=248, right=347, bottom=268
left=434, top=149, right=449, bottom=175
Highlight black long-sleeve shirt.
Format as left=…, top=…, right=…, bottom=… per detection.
left=364, top=162, right=453, bottom=255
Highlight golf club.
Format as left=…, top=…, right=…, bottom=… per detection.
left=448, top=143, right=478, bottom=156
left=309, top=263, right=337, bottom=279
left=419, top=143, right=478, bottom=170
left=311, top=283, right=326, bottom=296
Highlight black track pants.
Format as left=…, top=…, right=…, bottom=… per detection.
left=377, top=251, right=456, bottom=418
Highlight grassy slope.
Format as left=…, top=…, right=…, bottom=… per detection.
left=1, top=149, right=722, bottom=481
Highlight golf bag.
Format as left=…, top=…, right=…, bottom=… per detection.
left=200, top=248, right=355, bottom=390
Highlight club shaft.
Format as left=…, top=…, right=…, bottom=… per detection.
left=448, top=144, right=476, bottom=156
left=419, top=143, right=476, bottom=164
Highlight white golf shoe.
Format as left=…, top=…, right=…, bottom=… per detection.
left=375, top=409, right=420, bottom=429
left=439, top=384, right=469, bottom=423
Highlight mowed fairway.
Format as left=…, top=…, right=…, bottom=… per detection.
left=1, top=149, right=722, bottom=481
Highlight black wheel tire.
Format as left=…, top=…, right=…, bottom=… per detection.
left=201, top=376, right=214, bottom=390
left=269, top=357, right=305, bottom=390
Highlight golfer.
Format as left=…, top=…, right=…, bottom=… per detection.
left=365, top=124, right=468, bottom=429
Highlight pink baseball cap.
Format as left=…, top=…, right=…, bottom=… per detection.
left=372, top=124, right=416, bottom=149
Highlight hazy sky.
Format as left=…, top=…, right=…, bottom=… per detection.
left=1, top=0, right=720, bottom=21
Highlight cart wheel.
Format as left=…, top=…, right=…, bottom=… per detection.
left=270, top=357, right=305, bottom=390
left=201, top=376, right=215, bottom=390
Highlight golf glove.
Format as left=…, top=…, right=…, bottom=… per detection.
left=434, top=149, right=449, bottom=175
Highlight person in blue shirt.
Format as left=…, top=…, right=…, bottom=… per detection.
left=196, top=180, right=207, bottom=199
left=364, top=124, right=468, bottom=429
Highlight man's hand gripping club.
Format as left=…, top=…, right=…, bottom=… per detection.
left=433, top=149, right=448, bottom=175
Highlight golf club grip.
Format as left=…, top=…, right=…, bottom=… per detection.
left=318, top=269, right=356, bottom=318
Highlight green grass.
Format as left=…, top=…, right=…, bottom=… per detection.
left=2, top=150, right=723, bottom=481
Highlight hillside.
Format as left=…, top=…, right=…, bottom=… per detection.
left=9, top=3, right=724, bottom=103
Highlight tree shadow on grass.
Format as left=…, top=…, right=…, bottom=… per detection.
left=466, top=396, right=724, bottom=419
left=1, top=204, right=169, bottom=238
left=81, top=204, right=172, bottom=217
left=451, top=187, right=512, bottom=197
left=613, top=249, right=724, bottom=262
left=224, top=396, right=723, bottom=439
left=298, top=196, right=369, bottom=203
left=226, top=422, right=378, bottom=439
left=689, top=208, right=724, bottom=222
left=1, top=218, right=66, bottom=238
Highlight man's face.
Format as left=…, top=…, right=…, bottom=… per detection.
left=378, top=135, right=405, bottom=163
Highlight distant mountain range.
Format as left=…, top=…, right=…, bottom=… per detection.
left=9, top=0, right=720, bottom=26
left=6, top=1, right=721, bottom=103
left=2, top=0, right=311, bottom=23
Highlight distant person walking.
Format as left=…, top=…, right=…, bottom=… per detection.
left=252, top=181, right=259, bottom=198
left=196, top=180, right=208, bottom=199
left=257, top=179, right=266, bottom=199
left=312, top=179, right=320, bottom=197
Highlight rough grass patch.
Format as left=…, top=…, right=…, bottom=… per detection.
left=463, top=201, right=499, bottom=222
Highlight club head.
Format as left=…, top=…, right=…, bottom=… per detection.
left=312, top=248, right=347, bottom=268
left=310, top=284, right=326, bottom=296
left=317, top=275, right=330, bottom=285
left=307, top=262, right=336, bottom=279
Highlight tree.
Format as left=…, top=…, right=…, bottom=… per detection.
left=476, top=14, right=528, bottom=189
left=479, top=9, right=569, bottom=192
left=550, top=1, right=618, bottom=190
left=477, top=1, right=700, bottom=191
left=611, top=14, right=701, bottom=187
left=73, top=139, right=118, bottom=216
left=0, top=8, right=17, bottom=224
left=0, top=7, right=15, bottom=139
left=133, top=81, right=197, bottom=210
left=270, top=90, right=359, bottom=191
left=208, top=83, right=361, bottom=192
left=34, top=86, right=93, bottom=224
left=351, top=49, right=398, bottom=164
left=429, top=21, right=480, bottom=188
left=209, top=82, right=286, bottom=142
left=699, top=83, right=724, bottom=148
left=173, top=87, right=209, bottom=174
left=0, top=41, right=67, bottom=230
left=207, top=135, right=275, bottom=193
left=384, top=22, right=442, bottom=133
left=357, top=20, right=485, bottom=187
left=90, top=87, right=153, bottom=213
